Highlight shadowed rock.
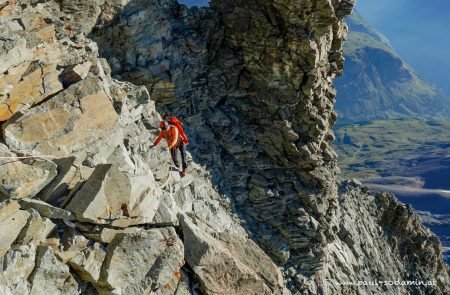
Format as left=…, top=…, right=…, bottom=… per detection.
left=19, top=198, right=75, bottom=220
left=15, top=208, right=56, bottom=245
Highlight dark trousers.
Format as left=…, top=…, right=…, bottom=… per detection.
left=170, top=143, right=187, bottom=169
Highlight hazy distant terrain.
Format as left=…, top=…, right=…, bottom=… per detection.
left=356, top=0, right=450, bottom=95
left=335, top=11, right=449, bottom=121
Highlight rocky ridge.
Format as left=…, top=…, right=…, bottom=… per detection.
left=0, top=1, right=283, bottom=294
left=0, top=0, right=448, bottom=295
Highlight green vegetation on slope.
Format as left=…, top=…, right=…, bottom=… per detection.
left=334, top=119, right=450, bottom=179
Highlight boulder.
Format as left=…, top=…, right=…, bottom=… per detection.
left=19, top=198, right=75, bottom=220
left=56, top=228, right=90, bottom=263
left=0, top=38, right=33, bottom=75
left=179, top=214, right=284, bottom=295
left=0, top=244, right=36, bottom=295
left=84, top=227, right=143, bottom=244
left=69, top=242, right=106, bottom=284
left=0, top=37, right=53, bottom=121
left=2, top=62, right=64, bottom=119
left=36, top=157, right=94, bottom=205
left=98, top=228, right=184, bottom=294
left=29, top=246, right=79, bottom=295
left=16, top=208, right=56, bottom=245
left=65, top=164, right=161, bottom=227
left=0, top=144, right=57, bottom=200
left=3, top=77, right=123, bottom=166
left=0, top=201, right=30, bottom=256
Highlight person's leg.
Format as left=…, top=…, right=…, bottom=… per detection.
left=180, top=143, right=188, bottom=170
left=170, top=147, right=179, bottom=169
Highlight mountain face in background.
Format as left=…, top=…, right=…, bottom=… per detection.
left=356, top=0, right=450, bottom=96
left=334, top=11, right=448, bottom=122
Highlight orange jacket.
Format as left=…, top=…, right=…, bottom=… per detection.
left=153, top=125, right=180, bottom=149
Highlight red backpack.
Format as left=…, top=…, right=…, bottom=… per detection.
left=168, top=116, right=189, bottom=144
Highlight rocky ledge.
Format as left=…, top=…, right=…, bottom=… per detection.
left=0, top=0, right=448, bottom=294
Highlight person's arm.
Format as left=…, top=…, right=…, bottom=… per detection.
left=167, top=126, right=179, bottom=149
left=180, top=130, right=188, bottom=144
left=153, top=131, right=164, bottom=146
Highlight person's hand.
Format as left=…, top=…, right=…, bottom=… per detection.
left=150, top=144, right=155, bottom=149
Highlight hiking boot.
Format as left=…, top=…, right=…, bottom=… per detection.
left=180, top=167, right=186, bottom=177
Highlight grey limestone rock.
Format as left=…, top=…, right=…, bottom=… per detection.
left=97, top=228, right=184, bottom=294
left=179, top=213, right=284, bottom=295
left=69, top=242, right=107, bottom=285
left=15, top=208, right=56, bottom=245
left=0, top=244, right=36, bottom=295
left=29, top=246, right=79, bottom=295
left=0, top=144, right=57, bottom=201
left=0, top=201, right=30, bottom=256
left=19, top=198, right=75, bottom=220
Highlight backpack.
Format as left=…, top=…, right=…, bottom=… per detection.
left=168, top=116, right=189, bottom=144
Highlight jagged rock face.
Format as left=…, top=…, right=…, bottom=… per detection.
left=0, top=1, right=448, bottom=295
left=324, top=181, right=450, bottom=294
left=91, top=0, right=383, bottom=289
left=0, top=1, right=284, bottom=294
left=96, top=228, right=184, bottom=294
left=93, top=0, right=349, bottom=278
left=0, top=0, right=99, bottom=121
left=91, top=0, right=449, bottom=294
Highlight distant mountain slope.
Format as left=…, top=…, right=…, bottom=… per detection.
left=356, top=0, right=450, bottom=95
left=335, top=11, right=449, bottom=122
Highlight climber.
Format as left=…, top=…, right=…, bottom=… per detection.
left=151, top=120, right=188, bottom=176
